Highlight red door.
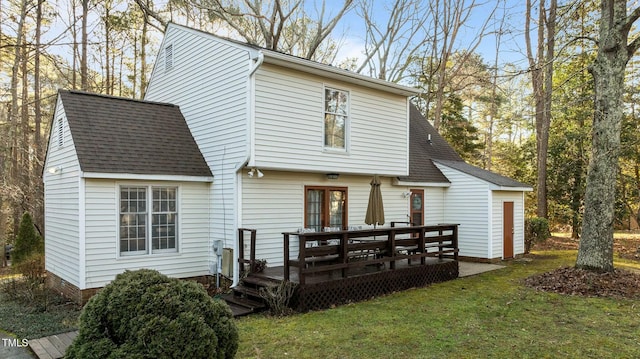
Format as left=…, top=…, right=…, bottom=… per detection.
left=503, top=202, right=514, bottom=259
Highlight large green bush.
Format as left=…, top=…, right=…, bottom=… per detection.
left=524, top=217, right=551, bottom=253
left=66, top=269, right=238, bottom=359
left=12, top=212, right=43, bottom=265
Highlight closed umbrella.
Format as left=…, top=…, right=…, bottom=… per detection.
left=365, top=175, right=385, bottom=227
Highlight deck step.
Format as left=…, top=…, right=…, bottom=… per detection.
left=232, top=284, right=263, bottom=299
left=241, top=275, right=281, bottom=288
left=222, top=292, right=266, bottom=310
left=220, top=293, right=267, bottom=317
left=225, top=301, right=256, bottom=317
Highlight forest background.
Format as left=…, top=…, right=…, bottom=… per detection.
left=1, top=0, right=638, bottom=260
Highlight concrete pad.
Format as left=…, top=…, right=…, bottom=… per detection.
left=458, top=261, right=505, bottom=277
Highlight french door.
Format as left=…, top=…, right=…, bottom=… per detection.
left=305, top=186, right=348, bottom=232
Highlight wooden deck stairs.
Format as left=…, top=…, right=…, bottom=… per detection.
left=220, top=273, right=280, bottom=317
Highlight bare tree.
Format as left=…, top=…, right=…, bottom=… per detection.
left=576, top=1, right=640, bottom=272
left=525, top=0, right=557, bottom=219
left=418, top=0, right=497, bottom=130
left=81, top=0, right=89, bottom=91
left=136, top=0, right=353, bottom=62
left=355, top=0, right=431, bottom=82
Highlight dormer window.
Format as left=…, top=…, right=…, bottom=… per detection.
left=324, top=87, right=349, bottom=150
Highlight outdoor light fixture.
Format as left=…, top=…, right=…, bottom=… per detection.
left=326, top=173, right=339, bottom=180
left=402, top=191, right=412, bottom=198
left=248, top=168, right=264, bottom=178
left=47, top=166, right=62, bottom=174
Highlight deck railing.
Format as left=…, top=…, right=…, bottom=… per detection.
left=282, top=224, right=458, bottom=284
left=238, top=228, right=257, bottom=275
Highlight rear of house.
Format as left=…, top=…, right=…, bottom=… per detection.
left=43, top=91, right=213, bottom=303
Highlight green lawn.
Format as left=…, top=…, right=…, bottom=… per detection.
left=235, top=251, right=640, bottom=358
left=1, top=252, right=639, bottom=358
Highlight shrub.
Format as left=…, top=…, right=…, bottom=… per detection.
left=525, top=217, right=551, bottom=253
left=12, top=212, right=43, bottom=265
left=66, top=269, right=238, bottom=359
left=259, top=281, right=297, bottom=316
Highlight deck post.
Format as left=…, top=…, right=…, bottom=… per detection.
left=389, top=229, right=396, bottom=270
left=452, top=225, right=459, bottom=261
left=298, top=233, right=306, bottom=285
left=419, top=227, right=426, bottom=265
left=283, top=233, right=290, bottom=281
left=238, top=229, right=245, bottom=268
left=250, top=229, right=256, bottom=271
left=341, top=232, right=349, bottom=278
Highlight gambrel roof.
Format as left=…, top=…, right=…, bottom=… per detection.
left=58, top=90, right=212, bottom=178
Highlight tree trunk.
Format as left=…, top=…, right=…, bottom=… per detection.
left=576, top=0, right=640, bottom=272
left=81, top=0, right=89, bottom=91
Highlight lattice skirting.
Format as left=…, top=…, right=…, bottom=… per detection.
left=292, top=261, right=458, bottom=312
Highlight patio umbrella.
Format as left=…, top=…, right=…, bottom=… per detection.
left=365, top=175, right=385, bottom=227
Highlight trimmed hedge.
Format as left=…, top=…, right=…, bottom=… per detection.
left=66, top=269, right=238, bottom=359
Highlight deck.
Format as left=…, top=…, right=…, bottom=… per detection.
left=235, top=224, right=460, bottom=312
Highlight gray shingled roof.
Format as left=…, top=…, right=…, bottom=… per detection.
left=400, top=104, right=531, bottom=189
left=398, top=105, right=463, bottom=183
left=434, top=160, right=531, bottom=188
left=59, top=90, right=212, bottom=178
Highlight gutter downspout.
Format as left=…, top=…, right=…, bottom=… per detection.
left=232, top=50, right=264, bottom=286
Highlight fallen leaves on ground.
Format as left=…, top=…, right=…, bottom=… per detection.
left=525, top=267, right=640, bottom=300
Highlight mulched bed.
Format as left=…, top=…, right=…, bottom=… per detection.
left=525, top=235, right=640, bottom=299
left=525, top=267, right=640, bottom=299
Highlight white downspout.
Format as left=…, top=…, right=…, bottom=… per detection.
left=232, top=50, right=263, bottom=286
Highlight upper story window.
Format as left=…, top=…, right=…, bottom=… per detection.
left=119, top=185, right=178, bottom=256
left=324, top=87, right=349, bottom=150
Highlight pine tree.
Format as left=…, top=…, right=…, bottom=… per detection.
left=12, top=212, right=43, bottom=265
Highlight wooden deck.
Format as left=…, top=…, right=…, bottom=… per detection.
left=232, top=224, right=460, bottom=312
left=29, top=331, right=78, bottom=359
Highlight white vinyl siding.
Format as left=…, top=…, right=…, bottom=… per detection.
left=145, top=24, right=250, bottom=252
left=424, top=187, right=446, bottom=225
left=241, top=171, right=411, bottom=266
left=491, top=191, right=525, bottom=258
left=83, top=179, right=210, bottom=289
left=253, top=64, right=409, bottom=176
left=43, top=97, right=81, bottom=287
left=435, top=164, right=492, bottom=259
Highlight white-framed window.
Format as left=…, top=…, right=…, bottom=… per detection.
left=119, top=185, right=178, bottom=256
left=324, top=87, right=349, bottom=150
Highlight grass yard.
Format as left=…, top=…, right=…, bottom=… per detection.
left=235, top=251, right=640, bottom=359
left=1, top=249, right=639, bottom=357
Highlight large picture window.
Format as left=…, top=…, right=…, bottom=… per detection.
left=305, top=186, right=347, bottom=232
left=120, top=186, right=178, bottom=256
left=324, top=87, right=349, bottom=150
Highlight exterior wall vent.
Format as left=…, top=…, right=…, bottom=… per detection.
left=165, top=44, right=173, bottom=71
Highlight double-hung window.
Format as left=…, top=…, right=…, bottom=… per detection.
left=324, top=87, right=349, bottom=150
left=119, top=186, right=178, bottom=256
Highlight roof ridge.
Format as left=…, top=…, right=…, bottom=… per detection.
left=60, top=89, right=178, bottom=108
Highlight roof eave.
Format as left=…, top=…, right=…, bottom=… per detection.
left=82, top=172, right=214, bottom=183
left=262, top=50, right=419, bottom=97
left=393, top=179, right=451, bottom=187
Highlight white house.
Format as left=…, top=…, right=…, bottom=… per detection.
left=43, top=23, right=531, bottom=303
